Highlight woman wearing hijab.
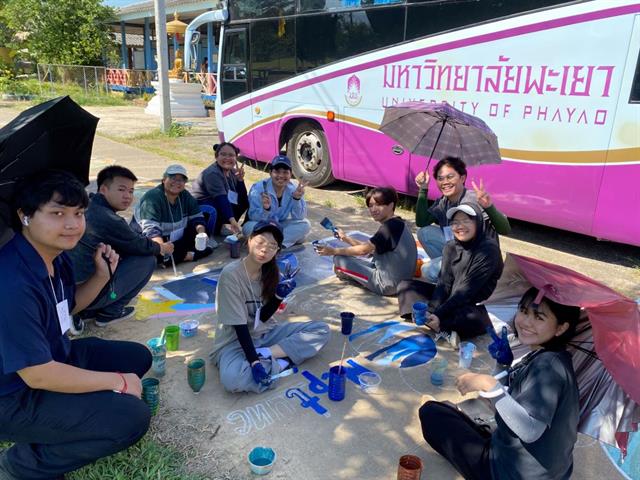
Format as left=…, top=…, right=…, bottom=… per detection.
left=398, top=203, right=503, bottom=345
left=415, top=156, right=510, bottom=282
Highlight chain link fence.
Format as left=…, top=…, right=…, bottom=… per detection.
left=36, top=64, right=157, bottom=97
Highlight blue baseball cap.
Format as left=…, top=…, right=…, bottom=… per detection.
left=270, top=154, right=292, bottom=170
left=252, top=219, right=284, bottom=246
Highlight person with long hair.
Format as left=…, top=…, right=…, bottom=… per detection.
left=415, top=156, right=510, bottom=282
left=210, top=219, right=330, bottom=393
left=419, top=287, right=581, bottom=480
left=191, top=142, right=249, bottom=236
left=399, top=203, right=503, bottom=345
left=317, top=186, right=417, bottom=296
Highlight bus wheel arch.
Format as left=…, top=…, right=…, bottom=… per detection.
left=283, top=120, right=335, bottom=187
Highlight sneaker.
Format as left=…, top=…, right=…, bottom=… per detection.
left=207, top=237, right=219, bottom=249
left=95, top=306, right=135, bottom=327
left=435, top=330, right=460, bottom=350
left=68, top=315, right=85, bottom=336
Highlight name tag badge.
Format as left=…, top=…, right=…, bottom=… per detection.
left=443, top=226, right=454, bottom=242
left=170, top=227, right=185, bottom=242
left=56, top=300, right=72, bottom=334
left=227, top=190, right=239, bottom=205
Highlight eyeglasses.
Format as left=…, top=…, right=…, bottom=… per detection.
left=437, top=173, right=458, bottom=182
left=167, top=175, right=187, bottom=183
left=217, top=151, right=236, bottom=158
left=450, top=219, right=474, bottom=228
left=253, top=240, right=279, bottom=253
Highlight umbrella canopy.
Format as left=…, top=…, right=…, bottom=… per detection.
left=488, top=254, right=640, bottom=447
left=0, top=96, right=98, bottom=242
left=379, top=101, right=501, bottom=168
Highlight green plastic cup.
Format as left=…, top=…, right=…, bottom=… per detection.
left=187, top=358, right=206, bottom=394
left=141, top=377, right=160, bottom=416
left=164, top=325, right=180, bottom=351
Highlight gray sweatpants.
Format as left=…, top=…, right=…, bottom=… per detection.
left=333, top=255, right=398, bottom=296
left=216, top=321, right=330, bottom=393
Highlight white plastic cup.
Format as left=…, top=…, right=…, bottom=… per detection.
left=195, top=232, right=208, bottom=251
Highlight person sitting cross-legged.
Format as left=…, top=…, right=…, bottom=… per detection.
left=68, top=166, right=165, bottom=328
left=0, top=171, right=152, bottom=480
left=317, top=186, right=417, bottom=296
left=242, top=155, right=311, bottom=249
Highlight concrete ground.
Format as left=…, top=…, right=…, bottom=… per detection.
left=0, top=102, right=637, bottom=479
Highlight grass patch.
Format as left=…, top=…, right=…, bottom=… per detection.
left=323, top=199, right=336, bottom=208
left=2, top=436, right=204, bottom=479
left=0, top=78, right=136, bottom=107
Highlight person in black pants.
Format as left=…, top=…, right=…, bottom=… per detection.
left=419, top=288, right=581, bottom=480
left=398, top=203, right=503, bottom=346
left=0, top=171, right=152, bottom=479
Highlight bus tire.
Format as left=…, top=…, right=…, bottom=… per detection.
left=287, top=123, right=335, bottom=187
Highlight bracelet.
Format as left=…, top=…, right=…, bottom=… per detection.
left=115, top=372, right=127, bottom=394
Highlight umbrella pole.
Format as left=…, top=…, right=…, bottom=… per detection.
left=425, top=118, right=447, bottom=172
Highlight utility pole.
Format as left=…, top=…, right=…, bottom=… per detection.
left=153, top=0, right=171, bottom=132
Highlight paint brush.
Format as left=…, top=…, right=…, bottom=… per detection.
left=170, top=254, right=178, bottom=277
left=80, top=239, right=116, bottom=299
left=337, top=337, right=348, bottom=375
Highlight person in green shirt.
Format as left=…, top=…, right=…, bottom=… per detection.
left=415, top=156, right=510, bottom=282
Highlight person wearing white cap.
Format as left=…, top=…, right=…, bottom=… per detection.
left=243, top=154, right=311, bottom=248
left=398, top=203, right=503, bottom=344
left=131, top=164, right=213, bottom=265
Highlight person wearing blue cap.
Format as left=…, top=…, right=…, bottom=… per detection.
left=243, top=155, right=311, bottom=249
left=211, top=219, right=330, bottom=393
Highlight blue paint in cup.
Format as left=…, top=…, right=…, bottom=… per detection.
left=248, top=447, right=277, bottom=475
left=412, top=302, right=428, bottom=326
left=340, top=311, right=355, bottom=335
left=146, top=337, right=166, bottom=377
left=328, top=365, right=347, bottom=401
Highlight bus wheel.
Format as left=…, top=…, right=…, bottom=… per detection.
left=287, top=123, right=334, bottom=187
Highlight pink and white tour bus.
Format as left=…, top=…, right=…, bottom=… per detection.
left=208, top=0, right=640, bottom=246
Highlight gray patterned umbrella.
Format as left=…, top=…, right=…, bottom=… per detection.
left=379, top=101, right=501, bottom=169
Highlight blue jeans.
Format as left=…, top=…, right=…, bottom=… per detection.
left=417, top=225, right=445, bottom=283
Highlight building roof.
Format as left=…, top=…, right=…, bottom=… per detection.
left=113, top=31, right=145, bottom=47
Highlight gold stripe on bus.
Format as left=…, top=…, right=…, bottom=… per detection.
left=229, top=112, right=639, bottom=165
left=501, top=148, right=640, bottom=165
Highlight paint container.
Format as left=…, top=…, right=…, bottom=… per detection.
left=248, top=447, right=277, bottom=475
left=164, top=325, right=180, bottom=351
left=340, top=311, right=355, bottom=335
left=179, top=319, right=199, bottom=338
left=430, top=358, right=448, bottom=386
left=358, top=371, right=381, bottom=393
left=229, top=237, right=241, bottom=258
left=328, top=365, right=346, bottom=401
left=187, top=358, right=206, bottom=394
left=146, top=337, right=166, bottom=377
left=458, top=342, right=477, bottom=369
left=195, top=232, right=208, bottom=251
left=397, top=455, right=423, bottom=480
left=412, top=302, right=428, bottom=326
left=141, top=378, right=160, bottom=416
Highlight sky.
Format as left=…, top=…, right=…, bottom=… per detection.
left=103, top=0, right=146, bottom=7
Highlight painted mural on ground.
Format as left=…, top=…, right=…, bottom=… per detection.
left=603, top=432, right=640, bottom=480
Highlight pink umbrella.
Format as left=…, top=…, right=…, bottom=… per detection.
left=488, top=254, right=640, bottom=449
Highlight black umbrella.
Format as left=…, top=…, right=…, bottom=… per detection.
left=0, top=96, right=98, bottom=244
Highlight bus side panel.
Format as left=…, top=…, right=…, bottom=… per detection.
left=342, top=107, right=412, bottom=192
left=591, top=15, right=640, bottom=245
left=251, top=100, right=279, bottom=160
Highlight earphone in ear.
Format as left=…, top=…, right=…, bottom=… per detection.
left=22, top=216, right=30, bottom=226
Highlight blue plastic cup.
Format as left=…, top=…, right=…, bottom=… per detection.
left=248, top=447, right=277, bottom=475
left=141, top=377, right=160, bottom=415
left=412, top=302, right=428, bottom=326
left=328, top=365, right=346, bottom=401
left=430, top=358, right=448, bottom=386
left=340, top=311, right=355, bottom=335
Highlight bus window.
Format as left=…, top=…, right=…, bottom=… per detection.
left=296, top=7, right=405, bottom=73
left=299, top=0, right=403, bottom=13
left=220, top=28, right=249, bottom=103
left=251, top=19, right=296, bottom=90
left=630, top=47, right=640, bottom=103
left=406, top=0, right=579, bottom=40
left=230, top=0, right=295, bottom=20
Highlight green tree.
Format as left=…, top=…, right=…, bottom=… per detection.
left=2, top=0, right=116, bottom=65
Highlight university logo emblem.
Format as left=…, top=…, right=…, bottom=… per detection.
left=345, top=74, right=362, bottom=106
